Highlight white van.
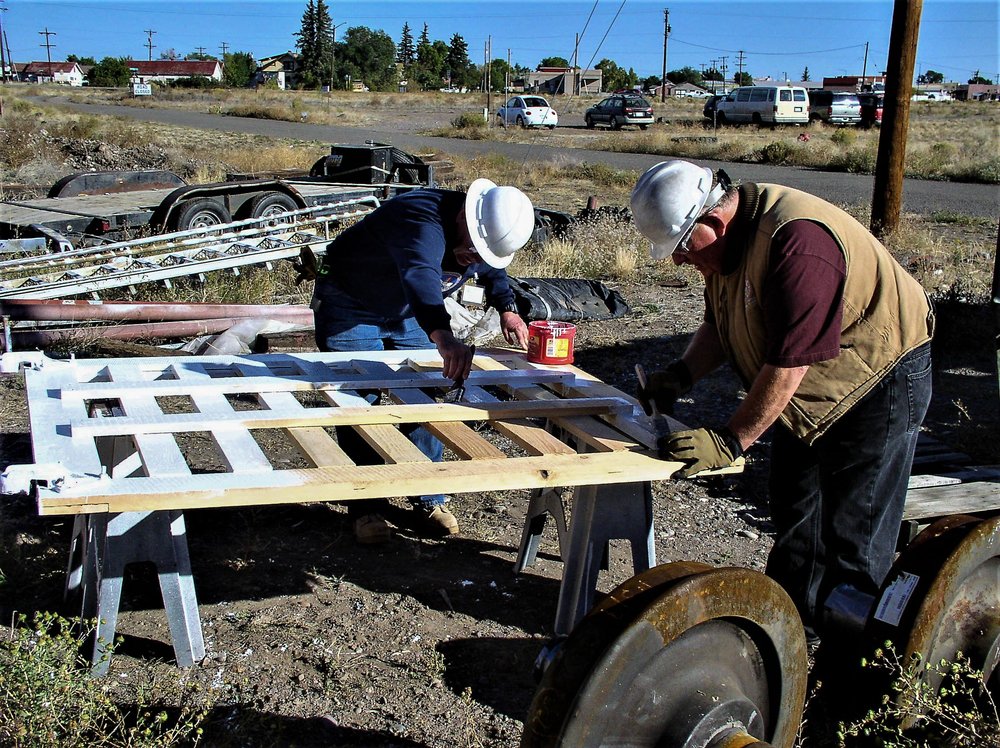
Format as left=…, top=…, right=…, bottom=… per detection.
left=715, top=85, right=810, bottom=125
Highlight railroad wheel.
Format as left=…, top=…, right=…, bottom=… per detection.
left=248, top=192, right=298, bottom=223
left=522, top=563, right=808, bottom=748
left=864, top=514, right=999, bottom=726
left=171, top=197, right=232, bottom=231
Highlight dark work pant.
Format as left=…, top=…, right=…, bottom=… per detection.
left=765, top=343, right=932, bottom=638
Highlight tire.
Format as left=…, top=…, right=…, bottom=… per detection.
left=610, top=116, right=621, bottom=130
left=171, top=198, right=232, bottom=231
left=496, top=114, right=506, bottom=128
left=751, top=113, right=762, bottom=126
left=516, top=115, right=526, bottom=128
left=639, top=124, right=648, bottom=131
left=248, top=192, right=298, bottom=222
left=716, top=112, right=727, bottom=125
left=585, top=115, right=595, bottom=129
left=547, top=124, right=555, bottom=130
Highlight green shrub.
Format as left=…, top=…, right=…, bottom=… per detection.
left=830, top=127, right=858, bottom=147
left=831, top=145, right=877, bottom=174
left=0, top=611, right=205, bottom=747
left=761, top=141, right=794, bottom=165
left=452, top=112, right=488, bottom=129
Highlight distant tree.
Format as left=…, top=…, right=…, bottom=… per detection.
left=413, top=35, right=449, bottom=90
left=338, top=26, right=397, bottom=91
left=801, top=66, right=811, bottom=81
left=597, top=58, right=632, bottom=92
left=397, top=22, right=415, bottom=69
left=446, top=33, right=476, bottom=89
left=159, top=48, right=181, bottom=61
left=666, top=66, right=701, bottom=85
left=734, top=71, right=752, bottom=86
left=704, top=66, right=722, bottom=81
left=296, top=0, right=335, bottom=88
left=968, top=70, right=992, bottom=84
left=187, top=51, right=217, bottom=61
left=918, top=69, right=944, bottom=84
left=642, top=75, right=662, bottom=91
left=539, top=56, right=570, bottom=69
left=87, top=56, right=131, bottom=87
left=66, top=54, right=96, bottom=65
left=488, top=58, right=512, bottom=93
left=223, top=51, right=255, bottom=87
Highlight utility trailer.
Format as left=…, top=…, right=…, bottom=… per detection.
left=0, top=142, right=434, bottom=253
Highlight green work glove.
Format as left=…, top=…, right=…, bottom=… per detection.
left=657, top=427, right=743, bottom=478
left=637, top=360, right=693, bottom=416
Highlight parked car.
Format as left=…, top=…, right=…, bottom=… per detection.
left=857, top=92, right=884, bottom=128
left=703, top=94, right=725, bottom=121
left=584, top=94, right=655, bottom=130
left=808, top=90, right=862, bottom=125
left=715, top=85, right=810, bottom=125
left=496, top=95, right=558, bottom=129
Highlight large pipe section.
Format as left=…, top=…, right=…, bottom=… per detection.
left=0, top=299, right=312, bottom=322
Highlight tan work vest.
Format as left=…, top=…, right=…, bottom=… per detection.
left=705, top=184, right=934, bottom=444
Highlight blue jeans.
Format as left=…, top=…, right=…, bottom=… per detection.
left=312, top=279, right=446, bottom=510
left=765, top=343, right=932, bottom=637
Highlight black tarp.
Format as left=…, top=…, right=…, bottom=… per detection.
left=508, top=277, right=631, bottom=322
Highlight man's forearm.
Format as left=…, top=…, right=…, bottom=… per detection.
left=727, top=364, right=809, bottom=451
left=681, top=322, right=728, bottom=382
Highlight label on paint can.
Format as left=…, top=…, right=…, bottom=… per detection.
left=872, top=571, right=920, bottom=627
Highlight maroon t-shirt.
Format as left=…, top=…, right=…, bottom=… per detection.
left=709, top=219, right=846, bottom=367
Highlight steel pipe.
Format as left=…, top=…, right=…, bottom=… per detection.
left=0, top=299, right=312, bottom=322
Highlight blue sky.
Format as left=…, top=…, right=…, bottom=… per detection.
left=2, top=0, right=996, bottom=83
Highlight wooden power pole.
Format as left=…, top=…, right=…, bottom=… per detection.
left=871, top=0, right=923, bottom=239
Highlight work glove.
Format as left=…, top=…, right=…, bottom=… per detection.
left=637, top=360, right=693, bottom=416
left=657, top=427, right=743, bottom=478
left=293, top=246, right=319, bottom=286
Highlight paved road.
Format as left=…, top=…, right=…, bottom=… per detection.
left=52, top=100, right=1000, bottom=218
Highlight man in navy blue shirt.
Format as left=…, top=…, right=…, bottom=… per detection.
left=312, top=179, right=535, bottom=543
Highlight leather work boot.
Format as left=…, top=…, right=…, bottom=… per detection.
left=417, top=506, right=460, bottom=537
left=353, top=513, right=391, bottom=544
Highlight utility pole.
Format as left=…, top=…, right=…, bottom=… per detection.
left=710, top=59, right=717, bottom=92
left=219, top=41, right=229, bottom=58
left=573, top=33, right=579, bottom=96
left=195, top=46, right=207, bottom=57
left=0, top=2, right=7, bottom=84
left=862, top=41, right=869, bottom=85
left=736, top=50, right=745, bottom=84
left=144, top=29, right=156, bottom=61
left=871, top=0, right=923, bottom=238
left=660, top=8, right=670, bottom=102
left=485, top=36, right=492, bottom=111
left=38, top=27, right=55, bottom=80
left=719, top=55, right=728, bottom=92
left=506, top=47, right=511, bottom=97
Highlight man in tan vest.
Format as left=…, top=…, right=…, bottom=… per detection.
left=631, top=160, right=934, bottom=658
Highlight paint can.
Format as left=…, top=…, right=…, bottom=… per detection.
left=526, top=321, right=576, bottom=365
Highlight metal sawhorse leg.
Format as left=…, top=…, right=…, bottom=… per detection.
left=66, top=509, right=205, bottom=676
left=515, top=479, right=657, bottom=636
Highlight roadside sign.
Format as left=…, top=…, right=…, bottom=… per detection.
left=132, top=83, right=152, bottom=96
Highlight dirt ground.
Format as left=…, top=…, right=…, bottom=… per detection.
left=0, top=104, right=998, bottom=745
left=1, top=267, right=997, bottom=746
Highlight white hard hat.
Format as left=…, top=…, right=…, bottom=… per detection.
left=465, top=178, right=534, bottom=269
left=630, top=160, right=727, bottom=259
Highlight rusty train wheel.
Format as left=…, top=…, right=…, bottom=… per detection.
left=864, top=514, right=999, bottom=727
left=522, top=564, right=808, bottom=748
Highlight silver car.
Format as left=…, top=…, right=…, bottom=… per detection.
left=809, top=90, right=862, bottom=125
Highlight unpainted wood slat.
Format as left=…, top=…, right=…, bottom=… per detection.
left=36, top=449, right=679, bottom=515
left=903, top=481, right=1000, bottom=520
left=354, top=361, right=506, bottom=461
left=257, top=390, right=354, bottom=468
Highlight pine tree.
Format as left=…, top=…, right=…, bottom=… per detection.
left=398, top=22, right=415, bottom=68
left=802, top=66, right=810, bottom=82
left=446, top=33, right=472, bottom=89
left=295, top=0, right=334, bottom=89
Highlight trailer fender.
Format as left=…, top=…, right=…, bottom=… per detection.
left=151, top=181, right=307, bottom=232
left=48, top=170, right=187, bottom=198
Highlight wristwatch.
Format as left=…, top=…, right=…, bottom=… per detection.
left=497, top=300, right=519, bottom=314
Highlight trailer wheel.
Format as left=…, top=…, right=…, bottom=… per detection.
left=171, top=198, right=232, bottom=231
left=248, top=192, right=299, bottom=223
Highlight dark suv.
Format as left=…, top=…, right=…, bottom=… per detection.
left=857, top=93, right=884, bottom=128
left=703, top=94, right=725, bottom=121
left=808, top=90, right=862, bottom=125
left=584, top=94, right=654, bottom=130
